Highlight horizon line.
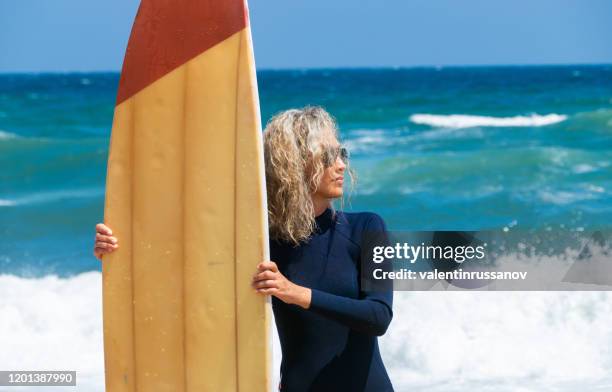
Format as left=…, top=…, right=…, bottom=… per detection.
left=1, top=62, right=611, bottom=75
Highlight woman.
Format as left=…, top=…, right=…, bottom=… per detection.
left=94, top=106, right=394, bottom=391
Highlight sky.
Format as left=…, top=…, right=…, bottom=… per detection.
left=0, top=0, right=611, bottom=72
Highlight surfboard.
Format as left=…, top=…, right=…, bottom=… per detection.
left=101, top=1, right=271, bottom=391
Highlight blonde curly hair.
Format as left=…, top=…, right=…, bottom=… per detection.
left=263, top=106, right=353, bottom=245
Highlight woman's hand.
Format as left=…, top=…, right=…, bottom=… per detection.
left=252, top=261, right=311, bottom=309
left=94, top=223, right=119, bottom=261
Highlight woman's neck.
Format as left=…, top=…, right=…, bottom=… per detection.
left=312, top=196, right=331, bottom=217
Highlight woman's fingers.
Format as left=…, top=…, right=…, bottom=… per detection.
left=95, top=242, right=118, bottom=250
left=94, top=223, right=118, bottom=261
left=252, top=279, right=278, bottom=289
left=96, top=233, right=118, bottom=244
left=252, top=270, right=275, bottom=281
left=252, top=261, right=282, bottom=296
left=255, top=287, right=279, bottom=295
left=95, top=244, right=118, bottom=254
left=93, top=243, right=119, bottom=260
left=257, top=260, right=278, bottom=272
left=96, top=223, right=113, bottom=236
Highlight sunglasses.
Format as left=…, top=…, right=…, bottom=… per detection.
left=322, top=145, right=349, bottom=167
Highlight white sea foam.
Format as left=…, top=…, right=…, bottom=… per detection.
left=384, top=290, right=612, bottom=391
left=0, top=130, right=20, bottom=139
left=349, top=129, right=389, bottom=137
left=398, top=184, right=429, bottom=195
left=585, top=184, right=605, bottom=193
left=410, top=113, right=567, bottom=128
left=343, top=131, right=391, bottom=153
left=2, top=271, right=612, bottom=391
left=538, top=190, right=598, bottom=205
left=456, top=184, right=505, bottom=199
left=572, top=164, right=597, bottom=174
left=415, top=126, right=484, bottom=140
left=0, top=187, right=104, bottom=208
left=0, top=272, right=104, bottom=391
left=343, top=126, right=485, bottom=154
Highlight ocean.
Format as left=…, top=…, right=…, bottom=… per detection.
left=1, top=66, right=611, bottom=391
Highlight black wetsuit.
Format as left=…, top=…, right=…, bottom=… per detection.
left=270, top=208, right=394, bottom=391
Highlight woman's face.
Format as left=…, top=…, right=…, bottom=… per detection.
left=313, top=141, right=347, bottom=199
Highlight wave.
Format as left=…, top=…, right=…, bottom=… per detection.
left=413, top=126, right=484, bottom=140
left=0, top=187, right=104, bottom=208
left=343, top=129, right=393, bottom=153
left=2, top=272, right=612, bottom=391
left=343, top=127, right=484, bottom=154
left=562, top=108, right=612, bottom=132
left=0, top=272, right=104, bottom=391
left=410, top=113, right=568, bottom=128
left=0, top=129, right=20, bottom=140
left=0, top=199, right=16, bottom=207
left=385, top=291, right=612, bottom=391
left=538, top=188, right=602, bottom=205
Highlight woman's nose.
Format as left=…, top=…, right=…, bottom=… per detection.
left=336, top=156, right=346, bottom=171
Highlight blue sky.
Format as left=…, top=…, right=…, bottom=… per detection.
left=1, top=0, right=611, bottom=72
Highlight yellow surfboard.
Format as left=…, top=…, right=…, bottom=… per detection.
left=101, top=1, right=271, bottom=391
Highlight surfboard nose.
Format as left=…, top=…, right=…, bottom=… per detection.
left=116, top=0, right=249, bottom=106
